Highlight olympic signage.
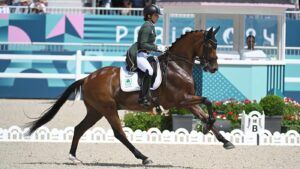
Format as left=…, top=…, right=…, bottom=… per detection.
left=0, top=14, right=293, bottom=46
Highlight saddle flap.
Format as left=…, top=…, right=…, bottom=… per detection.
left=120, top=61, right=162, bottom=92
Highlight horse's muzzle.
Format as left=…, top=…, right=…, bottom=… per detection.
left=210, top=68, right=218, bottom=73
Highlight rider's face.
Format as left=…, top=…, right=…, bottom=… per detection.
left=151, top=13, right=159, bottom=24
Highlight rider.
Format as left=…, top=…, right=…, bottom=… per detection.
left=126, top=4, right=165, bottom=107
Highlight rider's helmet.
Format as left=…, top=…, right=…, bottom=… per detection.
left=143, top=4, right=162, bottom=16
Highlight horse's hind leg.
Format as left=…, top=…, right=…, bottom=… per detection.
left=105, top=112, right=153, bottom=165
left=69, top=103, right=103, bottom=163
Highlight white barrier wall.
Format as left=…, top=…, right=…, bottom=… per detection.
left=0, top=112, right=299, bottom=146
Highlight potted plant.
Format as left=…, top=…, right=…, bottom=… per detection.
left=212, top=100, right=242, bottom=132
left=170, top=108, right=194, bottom=132
left=281, top=97, right=300, bottom=133
left=259, top=95, right=285, bottom=133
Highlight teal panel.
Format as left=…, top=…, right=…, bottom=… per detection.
left=251, top=66, right=268, bottom=100
left=203, top=70, right=246, bottom=101
left=45, top=14, right=64, bottom=37
left=217, top=65, right=267, bottom=101
left=219, top=66, right=252, bottom=99
left=285, top=82, right=300, bottom=91
left=285, top=64, right=300, bottom=77
left=84, top=14, right=163, bottom=44
left=9, top=14, right=43, bottom=20
left=286, top=54, right=300, bottom=59
left=0, top=26, right=8, bottom=41
left=64, top=33, right=82, bottom=43
left=0, top=18, right=8, bottom=27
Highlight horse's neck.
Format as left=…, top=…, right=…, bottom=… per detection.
left=171, top=59, right=193, bottom=74
left=168, top=61, right=193, bottom=77
left=168, top=49, right=194, bottom=75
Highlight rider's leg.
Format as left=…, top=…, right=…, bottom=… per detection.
left=138, top=70, right=152, bottom=106
left=136, top=52, right=153, bottom=107
left=136, top=52, right=154, bottom=75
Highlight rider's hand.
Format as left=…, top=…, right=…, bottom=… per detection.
left=157, top=45, right=166, bottom=52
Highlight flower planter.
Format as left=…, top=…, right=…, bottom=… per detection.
left=265, top=116, right=283, bottom=133
left=214, top=119, right=232, bottom=132
left=172, top=114, right=194, bottom=132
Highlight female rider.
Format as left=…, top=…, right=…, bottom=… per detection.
left=126, top=4, right=165, bottom=107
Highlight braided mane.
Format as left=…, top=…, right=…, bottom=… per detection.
left=168, top=30, right=204, bottom=50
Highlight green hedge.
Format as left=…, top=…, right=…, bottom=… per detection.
left=123, top=112, right=172, bottom=131
left=259, top=95, right=285, bottom=116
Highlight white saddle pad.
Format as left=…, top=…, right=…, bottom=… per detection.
left=120, top=62, right=162, bottom=92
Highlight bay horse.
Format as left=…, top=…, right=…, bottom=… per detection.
left=27, top=27, right=234, bottom=165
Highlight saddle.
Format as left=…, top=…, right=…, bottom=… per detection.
left=120, top=56, right=162, bottom=92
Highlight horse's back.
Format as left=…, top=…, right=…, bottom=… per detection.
left=83, top=66, right=121, bottom=100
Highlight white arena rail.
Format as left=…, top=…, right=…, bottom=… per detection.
left=0, top=111, right=299, bottom=146
left=0, top=50, right=125, bottom=80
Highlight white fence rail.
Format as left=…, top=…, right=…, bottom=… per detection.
left=0, top=51, right=124, bottom=80
left=0, top=111, right=299, bottom=146
left=0, top=50, right=289, bottom=82
left=0, top=127, right=299, bottom=146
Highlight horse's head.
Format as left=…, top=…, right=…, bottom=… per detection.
left=195, top=26, right=220, bottom=73
left=165, top=27, right=220, bottom=73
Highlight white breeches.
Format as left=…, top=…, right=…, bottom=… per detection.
left=136, top=52, right=153, bottom=76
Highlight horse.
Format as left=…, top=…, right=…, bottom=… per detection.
left=26, top=26, right=234, bottom=165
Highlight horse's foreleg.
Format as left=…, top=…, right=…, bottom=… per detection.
left=187, top=105, right=234, bottom=149
left=106, top=113, right=153, bottom=165
left=181, top=95, right=215, bottom=133
left=211, top=127, right=235, bottom=149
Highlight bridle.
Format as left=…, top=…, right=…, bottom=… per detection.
left=159, top=35, right=217, bottom=70
left=198, top=38, right=217, bottom=69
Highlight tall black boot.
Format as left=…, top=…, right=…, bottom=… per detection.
left=138, top=72, right=152, bottom=107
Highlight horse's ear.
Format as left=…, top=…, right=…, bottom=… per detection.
left=213, top=26, right=220, bottom=35
left=208, top=27, right=214, bottom=35
left=205, top=27, right=214, bottom=40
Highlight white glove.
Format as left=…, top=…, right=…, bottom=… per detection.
left=157, top=45, right=166, bottom=52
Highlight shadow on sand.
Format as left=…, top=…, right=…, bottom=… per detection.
left=20, top=162, right=194, bottom=169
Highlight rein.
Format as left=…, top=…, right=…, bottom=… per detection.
left=158, top=50, right=197, bottom=88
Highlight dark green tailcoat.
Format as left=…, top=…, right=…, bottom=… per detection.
left=126, top=21, right=158, bottom=71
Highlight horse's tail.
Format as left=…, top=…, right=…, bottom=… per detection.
left=26, top=79, right=85, bottom=135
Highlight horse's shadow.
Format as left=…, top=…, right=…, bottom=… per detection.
left=20, top=162, right=194, bottom=169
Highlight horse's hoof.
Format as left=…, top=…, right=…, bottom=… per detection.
left=142, top=158, right=153, bottom=165
left=68, top=154, right=83, bottom=164
left=223, top=141, right=235, bottom=150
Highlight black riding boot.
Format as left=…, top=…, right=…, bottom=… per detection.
left=138, top=72, right=152, bottom=107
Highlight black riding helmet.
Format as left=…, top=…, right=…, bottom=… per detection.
left=143, top=4, right=162, bottom=16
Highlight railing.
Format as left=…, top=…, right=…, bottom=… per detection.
left=4, top=6, right=300, bottom=16
left=1, top=111, right=299, bottom=145
left=0, top=48, right=290, bottom=82
left=6, top=6, right=144, bottom=15
left=0, top=50, right=124, bottom=80
left=0, top=42, right=130, bottom=54
left=0, top=42, right=285, bottom=59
